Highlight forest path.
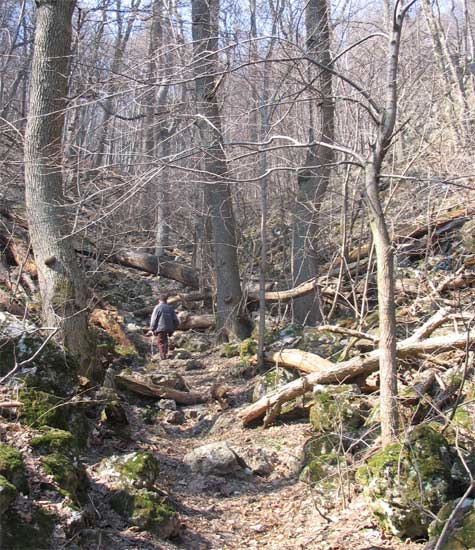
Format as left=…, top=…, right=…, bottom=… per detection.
left=121, top=345, right=423, bottom=550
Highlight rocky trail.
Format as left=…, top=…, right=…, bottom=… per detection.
left=79, top=343, right=424, bottom=550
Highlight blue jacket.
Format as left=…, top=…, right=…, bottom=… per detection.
left=150, top=303, right=180, bottom=334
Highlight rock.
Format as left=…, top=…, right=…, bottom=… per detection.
left=310, top=384, right=370, bottom=435
left=0, top=475, right=17, bottom=514
left=183, top=405, right=207, bottom=420
left=165, top=410, right=185, bottom=425
left=356, top=425, right=454, bottom=538
left=0, top=443, right=27, bottom=493
left=41, top=452, right=87, bottom=502
left=19, top=389, right=90, bottom=445
left=100, top=396, right=129, bottom=427
left=460, top=219, right=475, bottom=253
left=239, top=338, right=257, bottom=361
left=184, top=441, right=245, bottom=476
left=252, top=367, right=298, bottom=402
left=173, top=332, right=209, bottom=352
left=157, top=399, right=177, bottom=411
left=300, top=434, right=340, bottom=466
left=234, top=446, right=276, bottom=476
left=110, top=488, right=179, bottom=539
left=0, top=312, right=78, bottom=395
left=173, top=349, right=192, bottom=360
left=30, top=429, right=77, bottom=455
left=0, top=507, right=55, bottom=549
left=428, top=497, right=475, bottom=550
left=126, top=323, right=142, bottom=333
left=184, top=359, right=205, bottom=371
left=299, top=452, right=346, bottom=488
left=98, top=451, right=160, bottom=490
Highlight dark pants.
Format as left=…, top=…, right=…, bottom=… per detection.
left=156, top=331, right=170, bottom=359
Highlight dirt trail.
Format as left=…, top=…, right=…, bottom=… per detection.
left=107, top=347, right=425, bottom=550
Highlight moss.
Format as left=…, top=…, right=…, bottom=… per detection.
left=114, top=344, right=139, bottom=358
left=117, top=452, right=160, bottom=489
left=239, top=338, right=257, bottom=360
left=220, top=342, right=240, bottom=358
left=41, top=452, right=86, bottom=502
left=310, top=384, right=369, bottom=434
left=19, top=389, right=90, bottom=446
left=0, top=444, right=27, bottom=493
left=30, top=429, right=76, bottom=455
left=110, top=488, right=178, bottom=538
left=0, top=474, right=17, bottom=514
left=0, top=507, right=55, bottom=549
left=356, top=425, right=453, bottom=538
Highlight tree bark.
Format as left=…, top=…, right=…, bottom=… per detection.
left=24, top=0, right=94, bottom=375
left=291, top=0, right=334, bottom=325
left=191, top=0, right=250, bottom=340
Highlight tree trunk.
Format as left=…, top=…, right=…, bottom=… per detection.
left=24, top=0, right=94, bottom=375
left=191, top=0, right=250, bottom=340
left=291, top=0, right=334, bottom=325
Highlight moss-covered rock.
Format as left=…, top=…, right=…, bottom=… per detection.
left=0, top=444, right=27, bottom=493
left=110, top=488, right=178, bottom=538
left=0, top=507, right=55, bottom=549
left=41, top=452, right=87, bottom=501
left=0, top=312, right=78, bottom=395
left=239, top=338, right=257, bottom=361
left=19, top=389, right=90, bottom=445
left=460, top=219, right=475, bottom=254
left=301, top=434, right=340, bottom=466
left=428, top=498, right=475, bottom=550
left=0, top=475, right=17, bottom=514
left=299, top=452, right=346, bottom=488
left=98, top=451, right=160, bottom=490
left=356, top=425, right=454, bottom=538
left=310, top=384, right=370, bottom=434
left=30, top=429, right=76, bottom=455
left=298, top=328, right=347, bottom=359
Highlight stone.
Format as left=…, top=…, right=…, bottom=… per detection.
left=110, top=488, right=179, bottom=539
left=184, top=441, right=244, bottom=476
left=41, top=453, right=87, bottom=502
left=98, top=451, right=160, bottom=490
left=428, top=497, right=475, bottom=550
left=30, top=429, right=77, bottom=455
left=0, top=312, right=78, bottom=395
left=173, top=349, right=191, bottom=360
left=157, top=399, right=177, bottom=411
left=184, top=359, right=205, bottom=371
left=234, top=446, right=276, bottom=476
left=299, top=452, right=346, bottom=488
left=356, top=425, right=454, bottom=538
left=150, top=373, right=189, bottom=392
left=165, top=410, right=185, bottom=425
left=310, top=384, right=370, bottom=434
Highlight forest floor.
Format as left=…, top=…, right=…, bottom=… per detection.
left=85, top=345, right=426, bottom=550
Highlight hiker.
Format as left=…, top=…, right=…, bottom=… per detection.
left=148, top=294, right=180, bottom=360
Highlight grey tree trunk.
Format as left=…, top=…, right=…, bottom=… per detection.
left=191, top=0, right=250, bottom=340
left=24, top=0, right=94, bottom=375
left=292, top=0, right=334, bottom=325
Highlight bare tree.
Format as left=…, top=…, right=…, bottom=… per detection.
left=191, top=0, right=250, bottom=340
left=24, top=0, right=94, bottom=375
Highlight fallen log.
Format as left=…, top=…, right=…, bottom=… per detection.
left=116, top=374, right=207, bottom=405
left=109, top=251, right=199, bottom=289
left=0, top=401, right=22, bottom=408
left=316, top=325, right=378, bottom=342
left=240, top=331, right=475, bottom=426
left=178, top=312, right=215, bottom=330
left=264, top=349, right=333, bottom=374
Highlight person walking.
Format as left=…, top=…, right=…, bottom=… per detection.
left=148, top=294, right=180, bottom=360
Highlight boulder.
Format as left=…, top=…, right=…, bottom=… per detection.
left=310, top=384, right=370, bottom=435
left=234, top=446, right=276, bottom=476
left=41, top=452, right=87, bottom=502
left=428, top=497, right=475, bottom=550
left=98, top=451, right=160, bottom=490
left=109, top=488, right=179, bottom=539
left=0, top=507, right=55, bottom=549
left=30, top=429, right=77, bottom=455
left=184, top=441, right=245, bottom=476
left=356, top=425, right=454, bottom=538
left=0, top=311, right=78, bottom=395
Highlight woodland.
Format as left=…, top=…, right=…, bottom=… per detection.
left=1, top=0, right=475, bottom=548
